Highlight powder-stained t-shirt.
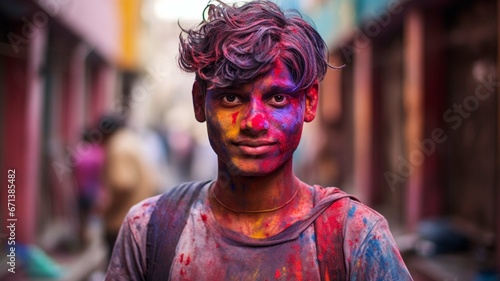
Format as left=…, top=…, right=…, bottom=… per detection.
left=106, top=183, right=413, bottom=280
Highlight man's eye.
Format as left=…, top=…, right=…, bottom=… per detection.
left=274, top=95, right=285, bottom=102
left=222, top=95, right=241, bottom=104
left=269, top=95, right=288, bottom=106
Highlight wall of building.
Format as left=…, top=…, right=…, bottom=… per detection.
left=0, top=0, right=140, bottom=278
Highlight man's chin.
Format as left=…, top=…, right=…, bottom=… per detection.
left=222, top=160, right=276, bottom=178
left=226, top=167, right=270, bottom=177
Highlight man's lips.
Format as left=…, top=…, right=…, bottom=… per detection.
left=232, top=140, right=277, bottom=155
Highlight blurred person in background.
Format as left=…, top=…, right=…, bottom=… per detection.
left=106, top=1, right=412, bottom=280
left=73, top=128, right=106, bottom=248
left=99, top=114, right=158, bottom=262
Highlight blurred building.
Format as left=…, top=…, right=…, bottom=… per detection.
left=292, top=0, right=499, bottom=279
left=0, top=0, right=143, bottom=279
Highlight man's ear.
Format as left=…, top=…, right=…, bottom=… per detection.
left=304, top=82, right=319, bottom=123
left=192, top=80, right=206, bottom=122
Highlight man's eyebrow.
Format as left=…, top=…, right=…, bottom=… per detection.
left=266, top=84, right=298, bottom=94
left=213, top=86, right=242, bottom=93
left=212, top=84, right=298, bottom=95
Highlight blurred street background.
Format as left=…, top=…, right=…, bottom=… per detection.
left=0, top=0, right=499, bottom=280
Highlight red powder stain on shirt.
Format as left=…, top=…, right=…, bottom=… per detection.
left=179, top=253, right=184, bottom=263
left=133, top=216, right=140, bottom=220
left=180, top=268, right=186, bottom=276
left=185, top=256, right=191, bottom=266
left=274, top=269, right=281, bottom=278
left=201, top=213, right=207, bottom=222
left=287, top=250, right=302, bottom=279
left=231, top=112, right=239, bottom=125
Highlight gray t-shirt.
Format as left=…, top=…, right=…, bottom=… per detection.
left=106, top=184, right=413, bottom=280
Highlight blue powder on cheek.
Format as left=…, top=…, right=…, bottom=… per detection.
left=348, top=205, right=357, bottom=218
left=274, top=106, right=301, bottom=126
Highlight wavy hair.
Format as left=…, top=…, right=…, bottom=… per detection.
left=178, top=0, right=330, bottom=91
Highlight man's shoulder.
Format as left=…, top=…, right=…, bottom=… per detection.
left=312, top=185, right=385, bottom=231
left=344, top=199, right=385, bottom=231
left=128, top=181, right=210, bottom=221
left=125, top=195, right=162, bottom=225
left=313, top=185, right=384, bottom=218
left=337, top=195, right=389, bottom=249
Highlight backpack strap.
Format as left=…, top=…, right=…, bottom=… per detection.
left=314, top=187, right=359, bottom=281
left=146, top=180, right=211, bottom=281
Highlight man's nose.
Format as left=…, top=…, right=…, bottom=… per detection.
left=240, top=101, right=269, bottom=135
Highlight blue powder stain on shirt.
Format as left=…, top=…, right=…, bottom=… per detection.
left=365, top=237, right=381, bottom=258
left=364, top=234, right=406, bottom=280
left=348, top=205, right=357, bottom=218
left=363, top=217, right=368, bottom=225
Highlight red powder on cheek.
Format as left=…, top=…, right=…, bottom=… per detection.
left=231, top=112, right=239, bottom=125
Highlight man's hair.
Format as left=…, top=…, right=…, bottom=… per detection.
left=178, top=0, right=329, bottom=91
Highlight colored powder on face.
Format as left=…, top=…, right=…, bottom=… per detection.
left=231, top=112, right=239, bottom=125
left=213, top=111, right=238, bottom=139
left=250, top=114, right=266, bottom=129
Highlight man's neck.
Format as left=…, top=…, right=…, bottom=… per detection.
left=213, top=160, right=299, bottom=213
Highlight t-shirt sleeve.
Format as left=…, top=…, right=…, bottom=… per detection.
left=344, top=201, right=413, bottom=280
left=105, top=196, right=159, bottom=281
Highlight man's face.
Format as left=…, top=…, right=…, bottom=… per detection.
left=194, top=60, right=318, bottom=177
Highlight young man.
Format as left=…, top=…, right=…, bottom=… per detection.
left=106, top=1, right=413, bottom=280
